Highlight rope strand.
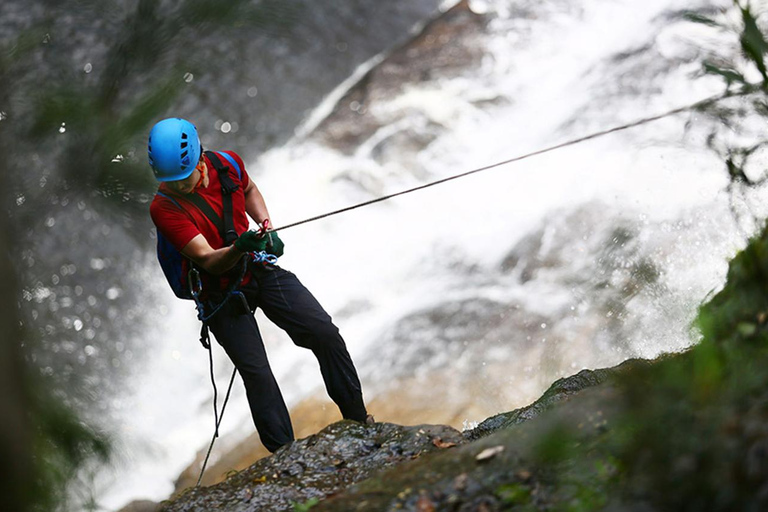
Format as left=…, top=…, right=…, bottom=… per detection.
left=270, top=90, right=737, bottom=234
left=196, top=367, right=238, bottom=487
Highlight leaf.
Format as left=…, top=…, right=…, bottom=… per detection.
left=476, top=445, right=505, bottom=462
left=416, top=495, right=436, bottom=512
left=703, top=62, right=748, bottom=86
left=739, top=5, right=768, bottom=82
left=737, top=322, right=757, bottom=336
left=432, top=437, right=457, bottom=449
left=292, top=497, right=320, bottom=512
left=683, top=12, right=721, bottom=27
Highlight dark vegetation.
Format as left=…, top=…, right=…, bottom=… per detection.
left=2, top=3, right=299, bottom=508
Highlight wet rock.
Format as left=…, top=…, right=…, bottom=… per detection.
left=312, top=384, right=624, bottom=512
left=310, top=0, right=490, bottom=155
left=160, top=421, right=463, bottom=512
left=117, top=500, right=160, bottom=512
left=464, top=359, right=647, bottom=440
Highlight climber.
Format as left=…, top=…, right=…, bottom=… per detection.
left=147, top=117, right=372, bottom=453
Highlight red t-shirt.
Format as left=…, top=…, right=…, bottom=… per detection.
left=150, top=150, right=252, bottom=295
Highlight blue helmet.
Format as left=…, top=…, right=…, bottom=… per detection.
left=147, top=118, right=202, bottom=181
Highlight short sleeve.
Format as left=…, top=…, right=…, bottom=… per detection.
left=150, top=196, right=201, bottom=251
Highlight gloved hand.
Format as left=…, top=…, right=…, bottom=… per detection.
left=265, top=231, right=284, bottom=257
left=234, top=230, right=268, bottom=253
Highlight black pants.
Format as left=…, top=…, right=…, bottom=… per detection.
left=206, top=265, right=367, bottom=453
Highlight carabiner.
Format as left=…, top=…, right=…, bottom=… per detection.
left=252, top=251, right=278, bottom=265
left=188, top=267, right=203, bottom=298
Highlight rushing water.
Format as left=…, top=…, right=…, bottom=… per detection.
left=94, top=0, right=768, bottom=508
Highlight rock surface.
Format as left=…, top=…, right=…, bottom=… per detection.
left=117, top=500, right=160, bottom=512
left=159, top=358, right=625, bottom=511
left=161, top=421, right=464, bottom=512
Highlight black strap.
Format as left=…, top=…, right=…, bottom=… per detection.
left=205, top=151, right=239, bottom=246
left=185, top=193, right=224, bottom=235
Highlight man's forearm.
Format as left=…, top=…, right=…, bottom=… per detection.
left=244, top=182, right=271, bottom=225
left=181, top=234, right=245, bottom=275
left=201, top=245, right=245, bottom=275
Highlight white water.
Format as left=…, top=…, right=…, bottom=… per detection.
left=99, top=0, right=768, bottom=509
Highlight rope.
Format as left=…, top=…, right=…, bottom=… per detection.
left=196, top=366, right=238, bottom=487
left=207, top=338, right=220, bottom=433
left=190, top=258, right=251, bottom=487
left=269, top=90, right=738, bottom=234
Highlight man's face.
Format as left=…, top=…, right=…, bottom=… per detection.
left=166, top=156, right=207, bottom=195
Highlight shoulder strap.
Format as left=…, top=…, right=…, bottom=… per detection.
left=205, top=151, right=239, bottom=195
left=216, top=151, right=242, bottom=180
left=186, top=194, right=224, bottom=234
left=159, top=190, right=225, bottom=241
left=204, top=151, right=239, bottom=246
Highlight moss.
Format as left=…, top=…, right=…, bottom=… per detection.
left=498, top=482, right=536, bottom=506
left=292, top=497, right=320, bottom=511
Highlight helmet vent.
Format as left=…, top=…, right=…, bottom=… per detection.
left=181, top=142, right=187, bottom=148
left=181, top=133, right=188, bottom=140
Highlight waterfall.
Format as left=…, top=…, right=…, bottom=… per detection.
left=100, top=0, right=761, bottom=508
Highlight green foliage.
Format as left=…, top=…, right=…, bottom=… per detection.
left=29, top=385, right=110, bottom=512
left=496, top=482, right=532, bottom=506
left=6, top=0, right=300, bottom=222
left=292, top=497, right=320, bottom=512
left=739, top=3, right=768, bottom=84
left=703, top=62, right=748, bottom=89
left=687, top=1, right=768, bottom=228
left=533, top=423, right=579, bottom=465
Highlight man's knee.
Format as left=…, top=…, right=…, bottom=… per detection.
left=292, top=320, right=344, bottom=351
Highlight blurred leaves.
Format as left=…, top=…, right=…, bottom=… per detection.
left=702, top=62, right=748, bottom=89
left=683, top=11, right=721, bottom=28
left=30, top=385, right=110, bottom=512
left=8, top=0, right=299, bottom=222
left=0, top=1, right=300, bottom=510
left=683, top=2, right=768, bottom=231
left=739, top=2, right=768, bottom=85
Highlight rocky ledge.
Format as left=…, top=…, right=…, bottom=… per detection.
left=156, top=362, right=628, bottom=512
left=149, top=220, right=768, bottom=512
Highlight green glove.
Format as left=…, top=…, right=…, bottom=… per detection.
left=265, top=231, right=285, bottom=257
left=234, top=230, right=268, bottom=253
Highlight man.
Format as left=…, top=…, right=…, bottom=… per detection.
left=148, top=117, right=371, bottom=453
